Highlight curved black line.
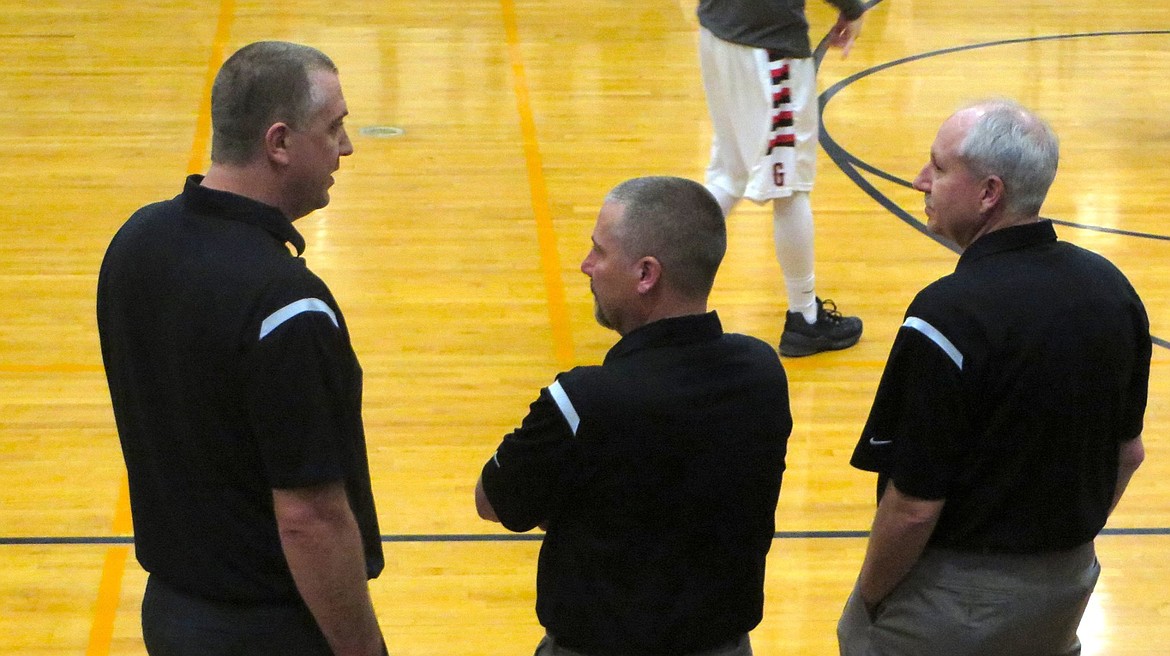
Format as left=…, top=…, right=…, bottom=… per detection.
left=847, top=168, right=1170, bottom=243
left=1047, top=219, right=1170, bottom=242
left=822, top=29, right=1170, bottom=105
left=817, top=24, right=1170, bottom=348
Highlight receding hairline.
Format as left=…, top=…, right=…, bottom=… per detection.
left=952, top=99, right=1050, bottom=141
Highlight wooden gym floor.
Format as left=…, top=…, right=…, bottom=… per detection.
left=1, top=0, right=1167, bottom=653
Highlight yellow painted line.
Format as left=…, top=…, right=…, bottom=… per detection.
left=186, top=0, right=236, bottom=175
left=499, top=0, right=575, bottom=369
left=85, top=546, right=130, bottom=656
left=86, top=4, right=237, bottom=654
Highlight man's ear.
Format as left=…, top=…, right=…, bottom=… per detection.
left=979, top=175, right=1005, bottom=214
left=265, top=122, right=293, bottom=166
left=635, top=256, right=662, bottom=295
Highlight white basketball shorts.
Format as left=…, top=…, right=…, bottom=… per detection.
left=700, top=27, right=819, bottom=203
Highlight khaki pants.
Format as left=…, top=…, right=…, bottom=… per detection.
left=838, top=543, right=1099, bottom=656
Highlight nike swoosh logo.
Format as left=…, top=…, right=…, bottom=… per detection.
left=868, top=438, right=893, bottom=446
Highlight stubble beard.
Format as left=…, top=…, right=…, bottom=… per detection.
left=592, top=295, right=616, bottom=332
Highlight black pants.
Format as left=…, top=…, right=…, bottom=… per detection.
left=141, top=574, right=333, bottom=656
left=535, top=633, right=752, bottom=656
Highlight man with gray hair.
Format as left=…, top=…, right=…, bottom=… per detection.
left=475, top=176, right=792, bottom=655
left=98, top=41, right=386, bottom=655
left=838, top=99, right=1150, bottom=655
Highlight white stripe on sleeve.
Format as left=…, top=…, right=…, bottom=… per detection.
left=546, top=380, right=580, bottom=436
left=259, top=298, right=339, bottom=340
left=902, top=316, right=963, bottom=370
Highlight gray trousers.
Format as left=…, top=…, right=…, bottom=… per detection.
left=837, top=543, right=1099, bottom=656
left=535, top=632, right=752, bottom=656
left=141, top=574, right=333, bottom=656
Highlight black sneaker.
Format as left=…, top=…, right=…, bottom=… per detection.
left=779, top=298, right=863, bottom=357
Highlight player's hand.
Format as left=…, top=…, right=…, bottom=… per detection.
left=829, top=12, right=865, bottom=58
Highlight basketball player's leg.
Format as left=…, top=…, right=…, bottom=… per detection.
left=773, top=192, right=816, bottom=321
left=698, top=27, right=770, bottom=216
left=770, top=57, right=861, bottom=356
left=700, top=35, right=861, bottom=355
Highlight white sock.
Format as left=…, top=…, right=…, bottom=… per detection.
left=772, top=192, right=817, bottom=323
left=706, top=184, right=739, bottom=217
left=785, top=275, right=817, bottom=324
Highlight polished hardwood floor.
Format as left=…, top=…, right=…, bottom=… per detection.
left=1, top=0, right=1168, bottom=653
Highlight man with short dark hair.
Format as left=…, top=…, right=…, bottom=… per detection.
left=475, top=176, right=792, bottom=656
left=838, top=100, right=1150, bottom=656
left=98, top=41, right=386, bottom=655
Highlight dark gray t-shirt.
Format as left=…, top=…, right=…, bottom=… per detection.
left=698, top=0, right=866, bottom=57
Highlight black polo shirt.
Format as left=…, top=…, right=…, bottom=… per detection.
left=851, top=221, right=1150, bottom=553
left=97, top=175, right=383, bottom=604
left=481, top=312, right=791, bottom=655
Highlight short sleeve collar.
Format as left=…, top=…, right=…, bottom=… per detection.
left=180, top=174, right=307, bottom=255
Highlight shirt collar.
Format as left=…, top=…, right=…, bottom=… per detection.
left=180, top=174, right=306, bottom=255
left=957, top=220, right=1056, bottom=269
left=604, top=311, right=723, bottom=363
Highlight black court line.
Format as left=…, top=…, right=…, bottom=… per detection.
left=814, top=13, right=1170, bottom=350
left=3, top=527, right=1169, bottom=546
